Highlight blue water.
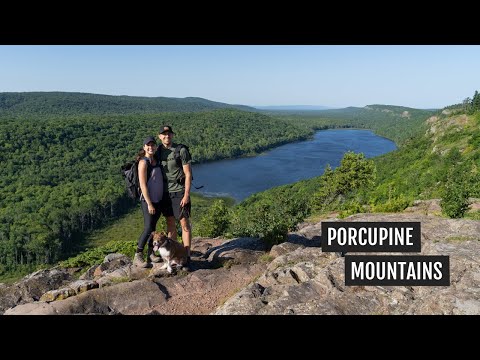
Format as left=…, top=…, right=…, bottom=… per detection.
left=191, top=129, right=396, bottom=202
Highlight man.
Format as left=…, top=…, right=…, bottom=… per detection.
left=157, top=125, right=193, bottom=269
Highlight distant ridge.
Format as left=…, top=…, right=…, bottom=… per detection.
left=0, top=92, right=255, bottom=115
left=312, top=104, right=438, bottom=116
left=255, top=105, right=335, bottom=110
left=263, top=104, right=436, bottom=144
left=363, top=104, right=436, bottom=112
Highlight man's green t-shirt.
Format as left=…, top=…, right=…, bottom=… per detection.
left=158, top=143, right=192, bottom=193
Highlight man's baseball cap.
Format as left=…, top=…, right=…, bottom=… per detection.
left=159, top=125, right=174, bottom=134
left=143, top=136, right=156, bottom=145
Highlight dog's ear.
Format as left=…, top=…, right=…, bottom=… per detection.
left=147, top=232, right=155, bottom=242
left=159, top=231, right=166, bottom=236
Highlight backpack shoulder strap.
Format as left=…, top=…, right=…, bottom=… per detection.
left=140, top=157, right=154, bottom=180
left=174, top=144, right=187, bottom=168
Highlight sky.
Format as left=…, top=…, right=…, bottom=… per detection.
left=0, top=45, right=479, bottom=109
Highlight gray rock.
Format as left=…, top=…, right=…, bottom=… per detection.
left=104, top=253, right=130, bottom=263
left=40, top=288, right=76, bottom=303
left=79, top=264, right=100, bottom=280
left=270, top=242, right=304, bottom=258
left=70, top=280, right=99, bottom=294
left=40, top=280, right=99, bottom=302
left=206, top=237, right=267, bottom=266
left=191, top=237, right=225, bottom=257
left=93, top=257, right=132, bottom=278
left=96, top=268, right=132, bottom=288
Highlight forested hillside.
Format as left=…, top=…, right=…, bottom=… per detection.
left=0, top=92, right=254, bottom=115
left=0, top=108, right=312, bottom=278
left=372, top=110, right=480, bottom=206
left=263, top=105, right=435, bottom=145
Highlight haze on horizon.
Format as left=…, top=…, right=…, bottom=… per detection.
left=1, top=45, right=479, bottom=109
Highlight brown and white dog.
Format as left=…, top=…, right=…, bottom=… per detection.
left=151, top=231, right=187, bottom=273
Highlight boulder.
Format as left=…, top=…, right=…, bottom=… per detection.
left=205, top=237, right=267, bottom=267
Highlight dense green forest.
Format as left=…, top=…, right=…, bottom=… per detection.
left=0, top=92, right=254, bottom=115
left=0, top=108, right=316, bottom=278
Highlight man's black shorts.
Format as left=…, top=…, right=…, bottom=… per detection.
left=144, top=196, right=174, bottom=217
left=166, top=191, right=191, bottom=220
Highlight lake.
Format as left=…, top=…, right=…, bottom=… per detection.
left=191, top=129, right=396, bottom=202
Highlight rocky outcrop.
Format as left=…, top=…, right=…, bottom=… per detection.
left=5, top=279, right=166, bottom=315
left=4, top=237, right=268, bottom=315
left=215, top=214, right=480, bottom=315
left=0, top=268, right=72, bottom=314
left=426, top=113, right=473, bottom=154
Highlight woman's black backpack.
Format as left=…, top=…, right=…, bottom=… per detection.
left=121, top=158, right=153, bottom=200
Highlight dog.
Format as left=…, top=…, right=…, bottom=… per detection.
left=151, top=231, right=187, bottom=274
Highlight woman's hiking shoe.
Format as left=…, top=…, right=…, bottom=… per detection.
left=148, top=254, right=163, bottom=263
left=134, top=252, right=151, bottom=268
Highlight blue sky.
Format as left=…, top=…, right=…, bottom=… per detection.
left=0, top=45, right=479, bottom=109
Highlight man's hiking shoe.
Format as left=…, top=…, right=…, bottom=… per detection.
left=182, top=257, right=192, bottom=272
left=190, top=251, right=203, bottom=259
left=134, top=252, right=151, bottom=268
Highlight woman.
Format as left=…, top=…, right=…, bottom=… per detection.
left=133, top=136, right=167, bottom=268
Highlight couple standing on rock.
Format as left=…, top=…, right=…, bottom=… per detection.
left=134, top=125, right=193, bottom=271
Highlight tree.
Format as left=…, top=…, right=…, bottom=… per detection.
left=335, top=152, right=377, bottom=193
left=311, top=152, right=376, bottom=212
left=462, top=97, right=472, bottom=113
left=197, top=200, right=230, bottom=238
left=440, top=173, right=470, bottom=218
left=472, top=90, right=480, bottom=112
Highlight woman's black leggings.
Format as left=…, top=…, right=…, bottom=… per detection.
left=137, top=200, right=162, bottom=252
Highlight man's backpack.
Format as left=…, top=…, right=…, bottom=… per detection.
left=121, top=158, right=153, bottom=200
left=174, top=144, right=203, bottom=189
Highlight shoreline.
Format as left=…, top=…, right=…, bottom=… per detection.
left=191, top=126, right=397, bottom=166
